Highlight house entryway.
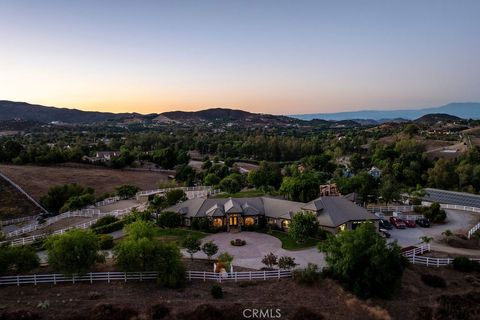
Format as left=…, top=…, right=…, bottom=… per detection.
left=228, top=214, right=240, bottom=232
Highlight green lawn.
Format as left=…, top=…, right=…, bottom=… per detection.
left=156, top=228, right=210, bottom=247
left=213, top=189, right=267, bottom=198
left=268, top=230, right=320, bottom=250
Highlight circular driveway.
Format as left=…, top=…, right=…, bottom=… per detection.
left=181, top=232, right=325, bottom=270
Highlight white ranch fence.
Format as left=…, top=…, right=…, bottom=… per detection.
left=0, top=206, right=140, bottom=247
left=5, top=209, right=102, bottom=238
left=0, top=270, right=293, bottom=286
left=367, top=205, right=415, bottom=213
left=95, top=196, right=120, bottom=207
left=136, top=186, right=220, bottom=199
left=1, top=215, right=39, bottom=227
left=468, top=222, right=480, bottom=239
left=402, top=244, right=480, bottom=267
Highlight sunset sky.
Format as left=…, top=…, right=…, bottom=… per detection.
left=1, top=0, right=479, bottom=115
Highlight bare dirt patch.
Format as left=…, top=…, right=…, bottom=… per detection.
left=0, top=164, right=170, bottom=200
left=0, top=278, right=384, bottom=320
left=1, top=264, right=479, bottom=319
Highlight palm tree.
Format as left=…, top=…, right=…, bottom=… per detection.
left=419, top=235, right=433, bottom=245
left=442, top=229, right=453, bottom=242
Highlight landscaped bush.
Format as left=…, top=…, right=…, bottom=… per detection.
left=91, top=220, right=124, bottom=234
left=217, top=252, right=234, bottom=270
left=157, top=211, right=182, bottom=228
left=278, top=256, right=297, bottom=270
left=45, top=229, right=105, bottom=275
left=0, top=246, right=40, bottom=274
left=191, top=217, right=211, bottom=232
left=421, top=274, right=447, bottom=288
left=210, top=284, right=223, bottom=299
left=414, top=202, right=446, bottom=223
left=452, top=257, right=480, bottom=272
left=98, top=234, right=114, bottom=250
left=261, top=252, right=278, bottom=269
left=230, top=239, right=246, bottom=246
left=91, top=215, right=119, bottom=229
left=293, top=263, right=319, bottom=285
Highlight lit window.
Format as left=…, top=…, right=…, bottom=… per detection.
left=245, top=217, right=255, bottom=226
left=213, top=218, right=223, bottom=227
left=282, top=219, right=290, bottom=230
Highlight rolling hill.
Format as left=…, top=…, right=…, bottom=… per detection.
left=0, top=100, right=140, bottom=124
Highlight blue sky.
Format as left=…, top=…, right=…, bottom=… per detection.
left=0, top=0, right=479, bottom=114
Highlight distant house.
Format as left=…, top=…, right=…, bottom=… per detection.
left=83, top=151, right=121, bottom=163
left=163, top=196, right=379, bottom=234
left=368, top=166, right=382, bottom=179
left=95, top=151, right=120, bottom=161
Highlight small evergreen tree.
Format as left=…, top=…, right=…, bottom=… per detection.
left=201, top=241, right=218, bottom=260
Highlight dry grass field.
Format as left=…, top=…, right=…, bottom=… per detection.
left=0, top=176, right=42, bottom=219
left=0, top=164, right=170, bottom=201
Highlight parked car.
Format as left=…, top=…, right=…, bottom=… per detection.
left=404, top=219, right=416, bottom=228
left=379, top=228, right=391, bottom=238
left=380, top=219, right=393, bottom=230
left=390, top=217, right=406, bottom=229
left=416, top=218, right=430, bottom=228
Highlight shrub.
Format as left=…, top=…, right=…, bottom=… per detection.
left=202, top=241, right=218, bottom=260
left=45, top=229, right=105, bottom=275
left=191, top=217, right=210, bottom=232
left=217, top=252, right=234, bottom=270
left=91, top=215, right=119, bottom=229
left=278, top=256, right=297, bottom=270
left=183, top=236, right=201, bottom=260
left=289, top=211, right=319, bottom=243
left=210, top=284, right=223, bottom=299
left=115, top=184, right=140, bottom=199
left=293, top=263, right=319, bottom=285
left=421, top=274, right=447, bottom=288
left=91, top=220, right=124, bottom=234
left=0, top=246, right=40, bottom=274
left=98, top=234, right=114, bottom=250
left=262, top=252, right=278, bottom=269
left=230, top=239, right=246, bottom=246
left=319, top=223, right=408, bottom=299
left=452, top=257, right=480, bottom=272
left=157, top=211, right=182, bottom=228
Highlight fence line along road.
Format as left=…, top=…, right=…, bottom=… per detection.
left=0, top=270, right=293, bottom=286
left=402, top=244, right=480, bottom=267
left=0, top=205, right=141, bottom=247
left=5, top=208, right=102, bottom=238
left=136, top=186, right=218, bottom=197
left=1, top=215, right=39, bottom=227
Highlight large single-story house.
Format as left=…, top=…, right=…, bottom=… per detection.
left=163, top=196, right=379, bottom=233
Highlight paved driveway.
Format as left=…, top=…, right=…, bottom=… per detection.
left=387, top=209, right=480, bottom=255
left=181, top=232, right=325, bottom=270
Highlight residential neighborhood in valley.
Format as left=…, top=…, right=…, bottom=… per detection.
left=1, top=1, right=480, bottom=319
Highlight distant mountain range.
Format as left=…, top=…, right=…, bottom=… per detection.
left=0, top=100, right=476, bottom=128
left=291, top=103, right=480, bottom=121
